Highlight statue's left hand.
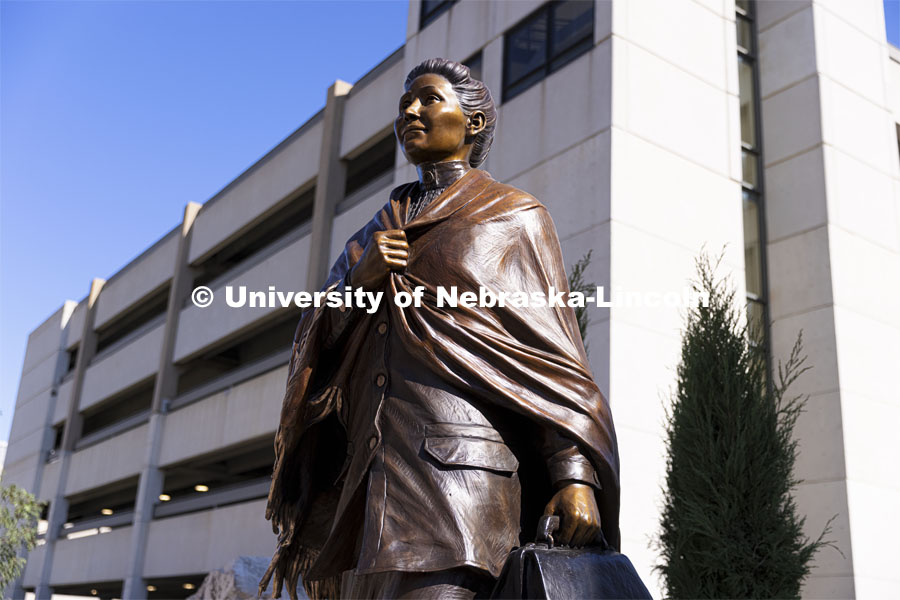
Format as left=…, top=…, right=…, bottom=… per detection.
left=543, top=482, right=601, bottom=547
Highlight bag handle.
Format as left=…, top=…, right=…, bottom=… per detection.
left=535, top=514, right=560, bottom=548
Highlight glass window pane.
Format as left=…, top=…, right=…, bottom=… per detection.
left=743, top=191, right=763, bottom=298
left=506, top=11, right=548, bottom=87
left=504, top=69, right=547, bottom=101
left=738, top=56, right=756, bottom=147
left=345, top=134, right=396, bottom=197
left=747, top=299, right=766, bottom=346
left=736, top=16, right=753, bottom=54
left=747, top=300, right=765, bottom=345
left=421, top=0, right=454, bottom=28
left=464, top=52, right=483, bottom=82
left=550, top=36, right=593, bottom=72
left=551, top=0, right=594, bottom=57
left=741, top=149, right=758, bottom=188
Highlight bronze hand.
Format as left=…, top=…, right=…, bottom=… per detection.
left=543, top=482, right=601, bottom=547
left=349, top=229, right=408, bottom=291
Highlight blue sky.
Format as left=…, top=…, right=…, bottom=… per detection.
left=1, top=1, right=899, bottom=444
left=0, top=0, right=408, bottom=442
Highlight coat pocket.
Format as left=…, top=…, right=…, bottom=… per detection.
left=424, top=436, right=519, bottom=473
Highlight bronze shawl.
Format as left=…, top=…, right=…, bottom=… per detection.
left=261, top=169, right=620, bottom=599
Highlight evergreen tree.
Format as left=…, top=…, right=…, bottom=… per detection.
left=656, top=254, right=833, bottom=599
left=567, top=250, right=594, bottom=354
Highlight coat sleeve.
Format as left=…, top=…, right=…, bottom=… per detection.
left=541, top=429, right=602, bottom=490
left=496, top=200, right=620, bottom=545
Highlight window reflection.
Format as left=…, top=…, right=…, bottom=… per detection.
left=506, top=12, right=547, bottom=86
left=737, top=2, right=768, bottom=358
left=503, top=1, right=595, bottom=101
left=743, top=192, right=763, bottom=299
left=747, top=300, right=766, bottom=346
left=420, top=0, right=456, bottom=29
left=738, top=57, right=756, bottom=147
left=463, top=52, right=483, bottom=82
left=741, top=150, right=758, bottom=189
left=736, top=17, right=753, bottom=53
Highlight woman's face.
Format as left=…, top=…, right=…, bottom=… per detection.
left=395, top=73, right=474, bottom=166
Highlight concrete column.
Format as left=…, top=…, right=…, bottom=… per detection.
left=8, top=302, right=77, bottom=600
left=122, top=202, right=202, bottom=600
left=757, top=1, right=900, bottom=596
left=606, top=1, right=745, bottom=595
left=306, top=80, right=352, bottom=291
left=35, top=278, right=105, bottom=600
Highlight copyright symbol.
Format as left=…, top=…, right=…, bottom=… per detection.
left=191, top=286, right=214, bottom=308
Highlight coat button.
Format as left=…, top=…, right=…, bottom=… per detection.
left=368, top=436, right=378, bottom=450
left=377, top=322, right=387, bottom=335
left=375, top=374, right=386, bottom=387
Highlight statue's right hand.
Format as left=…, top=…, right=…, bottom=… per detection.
left=348, top=229, right=408, bottom=291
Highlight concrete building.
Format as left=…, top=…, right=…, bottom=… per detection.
left=4, top=1, right=899, bottom=598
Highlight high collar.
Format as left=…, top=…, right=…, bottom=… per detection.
left=391, top=168, right=494, bottom=230
left=416, top=160, right=470, bottom=191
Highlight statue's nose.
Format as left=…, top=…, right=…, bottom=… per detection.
left=403, top=100, right=421, bottom=120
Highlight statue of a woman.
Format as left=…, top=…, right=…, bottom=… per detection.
left=262, top=58, right=620, bottom=600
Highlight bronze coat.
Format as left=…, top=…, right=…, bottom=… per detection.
left=262, top=169, right=620, bottom=599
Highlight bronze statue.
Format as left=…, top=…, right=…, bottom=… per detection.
left=261, top=58, right=620, bottom=600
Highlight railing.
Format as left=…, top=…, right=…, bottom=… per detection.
left=152, top=478, right=270, bottom=519
left=89, top=311, right=167, bottom=364
left=74, top=409, right=151, bottom=451
left=189, top=221, right=312, bottom=300
left=58, top=510, right=134, bottom=539
left=167, top=349, right=290, bottom=413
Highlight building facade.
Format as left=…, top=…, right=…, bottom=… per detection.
left=4, top=1, right=899, bottom=598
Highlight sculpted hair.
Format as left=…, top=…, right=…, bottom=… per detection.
left=405, top=58, right=497, bottom=168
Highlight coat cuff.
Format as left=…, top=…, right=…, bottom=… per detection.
left=546, top=446, right=601, bottom=490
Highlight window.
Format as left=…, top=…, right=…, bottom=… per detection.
left=143, top=577, right=205, bottom=600
left=63, top=478, right=138, bottom=531
left=420, top=0, right=457, bottom=29
left=53, top=424, right=64, bottom=450
left=80, top=379, right=154, bottom=439
left=736, top=1, right=769, bottom=351
left=895, top=123, right=899, bottom=168
left=159, top=440, right=275, bottom=507
left=463, top=51, right=484, bottom=82
left=344, top=133, right=396, bottom=198
left=192, top=188, right=314, bottom=290
left=154, top=440, right=276, bottom=524
left=503, top=0, right=594, bottom=102
left=46, top=424, right=64, bottom=462
left=174, top=311, right=298, bottom=397
left=66, top=346, right=78, bottom=374
left=95, top=285, right=169, bottom=355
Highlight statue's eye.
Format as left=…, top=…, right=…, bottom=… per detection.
left=400, top=100, right=411, bottom=111
left=425, top=94, right=441, bottom=104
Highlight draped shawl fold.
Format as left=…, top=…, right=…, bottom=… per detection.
left=261, top=169, right=620, bottom=599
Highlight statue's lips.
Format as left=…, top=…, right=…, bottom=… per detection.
left=402, top=128, right=427, bottom=138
